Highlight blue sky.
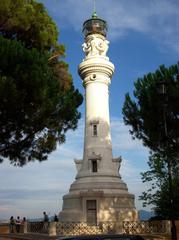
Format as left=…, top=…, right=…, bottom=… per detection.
left=0, top=0, right=179, bottom=220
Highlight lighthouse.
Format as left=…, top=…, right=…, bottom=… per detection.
left=59, top=11, right=138, bottom=225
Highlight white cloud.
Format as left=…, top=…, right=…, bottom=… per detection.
left=111, top=118, right=148, bottom=152
left=41, top=0, right=179, bottom=53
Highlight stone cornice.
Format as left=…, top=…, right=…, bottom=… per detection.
left=79, top=61, right=114, bottom=78
left=79, top=60, right=114, bottom=86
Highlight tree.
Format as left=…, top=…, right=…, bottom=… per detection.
left=0, top=0, right=61, bottom=51
left=123, top=64, right=179, bottom=157
left=139, top=152, right=179, bottom=220
left=0, top=0, right=83, bottom=166
left=0, top=0, right=68, bottom=87
left=122, top=63, right=179, bottom=240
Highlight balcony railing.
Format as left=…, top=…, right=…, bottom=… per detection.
left=123, top=221, right=170, bottom=234
left=26, top=220, right=171, bottom=236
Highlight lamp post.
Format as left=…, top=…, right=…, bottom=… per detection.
left=157, top=80, right=177, bottom=240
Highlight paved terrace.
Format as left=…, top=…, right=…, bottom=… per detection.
left=0, top=233, right=175, bottom=240
left=0, top=233, right=56, bottom=240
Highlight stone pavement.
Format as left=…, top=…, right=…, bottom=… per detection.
left=0, top=233, right=57, bottom=240
left=0, top=233, right=176, bottom=240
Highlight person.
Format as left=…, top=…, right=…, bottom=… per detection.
left=9, top=216, right=15, bottom=233
left=21, top=217, right=26, bottom=224
left=43, top=212, right=49, bottom=232
left=54, top=214, right=58, bottom=222
left=43, top=211, right=49, bottom=222
left=16, top=216, right=21, bottom=233
left=21, top=217, right=27, bottom=233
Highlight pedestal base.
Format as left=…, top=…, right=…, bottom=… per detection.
left=59, top=189, right=138, bottom=223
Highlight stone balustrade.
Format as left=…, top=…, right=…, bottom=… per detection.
left=26, top=220, right=173, bottom=236
left=123, top=221, right=171, bottom=234
left=1, top=220, right=178, bottom=237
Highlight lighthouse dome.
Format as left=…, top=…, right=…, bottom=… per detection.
left=82, top=12, right=107, bottom=37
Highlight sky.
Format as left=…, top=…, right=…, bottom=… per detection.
left=0, top=0, right=179, bottom=220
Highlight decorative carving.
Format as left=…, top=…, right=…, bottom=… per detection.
left=90, top=119, right=99, bottom=125
left=88, top=152, right=102, bottom=160
left=74, top=159, right=83, bottom=172
left=112, top=157, right=122, bottom=172
left=82, top=35, right=109, bottom=57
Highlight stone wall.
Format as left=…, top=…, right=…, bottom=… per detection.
left=0, top=223, right=9, bottom=234
left=0, top=222, right=27, bottom=234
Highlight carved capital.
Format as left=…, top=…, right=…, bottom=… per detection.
left=82, top=34, right=109, bottom=58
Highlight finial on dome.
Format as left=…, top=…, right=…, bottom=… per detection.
left=82, top=1, right=107, bottom=37
left=92, top=11, right=98, bottom=19
left=92, top=0, right=98, bottom=18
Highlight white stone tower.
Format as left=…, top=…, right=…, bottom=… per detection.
left=59, top=12, right=138, bottom=224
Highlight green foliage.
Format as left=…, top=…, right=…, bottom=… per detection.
left=123, top=64, right=179, bottom=159
left=0, top=33, right=83, bottom=166
left=122, top=63, right=179, bottom=218
left=0, top=0, right=62, bottom=52
left=0, top=0, right=83, bottom=166
left=0, top=0, right=69, bottom=89
left=154, top=177, right=179, bottom=219
left=139, top=152, right=179, bottom=219
left=0, top=36, right=83, bottom=165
